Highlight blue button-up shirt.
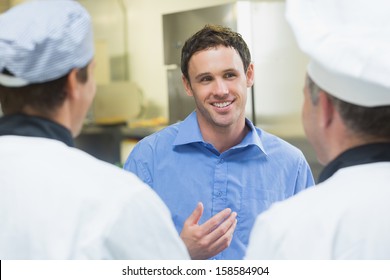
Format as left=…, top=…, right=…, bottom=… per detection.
left=124, top=111, right=314, bottom=259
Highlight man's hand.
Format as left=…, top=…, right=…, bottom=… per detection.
left=180, top=202, right=237, bottom=260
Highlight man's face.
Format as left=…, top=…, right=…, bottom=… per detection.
left=73, top=59, right=96, bottom=137
left=302, top=77, right=314, bottom=141
left=182, top=46, right=254, bottom=131
left=84, top=60, right=97, bottom=105
left=302, top=76, right=326, bottom=165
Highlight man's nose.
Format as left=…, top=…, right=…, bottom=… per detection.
left=212, top=78, right=229, bottom=96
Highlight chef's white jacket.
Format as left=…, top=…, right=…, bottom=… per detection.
left=0, top=135, right=190, bottom=259
left=246, top=162, right=390, bottom=259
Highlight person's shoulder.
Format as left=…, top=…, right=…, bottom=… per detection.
left=246, top=183, right=328, bottom=259
left=89, top=156, right=164, bottom=206
left=254, top=127, right=304, bottom=157
left=136, top=123, right=180, bottom=146
left=49, top=143, right=158, bottom=207
left=260, top=181, right=323, bottom=226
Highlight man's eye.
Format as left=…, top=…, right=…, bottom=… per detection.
left=224, top=73, right=236, bottom=79
left=200, top=76, right=212, bottom=82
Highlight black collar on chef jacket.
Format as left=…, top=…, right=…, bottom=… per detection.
left=318, top=142, right=390, bottom=183
left=0, top=113, right=74, bottom=147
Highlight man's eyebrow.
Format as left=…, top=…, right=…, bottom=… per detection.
left=194, top=68, right=239, bottom=80
left=194, top=72, right=212, bottom=80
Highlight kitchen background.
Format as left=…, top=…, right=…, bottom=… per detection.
left=0, top=0, right=322, bottom=181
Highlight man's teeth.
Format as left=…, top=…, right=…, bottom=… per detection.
left=213, top=102, right=232, bottom=108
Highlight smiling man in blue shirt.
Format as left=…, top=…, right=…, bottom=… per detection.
left=124, top=24, right=315, bottom=260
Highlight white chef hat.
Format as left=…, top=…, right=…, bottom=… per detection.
left=286, top=0, right=390, bottom=107
left=0, top=0, right=94, bottom=87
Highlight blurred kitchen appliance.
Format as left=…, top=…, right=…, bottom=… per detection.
left=92, top=82, right=143, bottom=125
left=163, top=0, right=308, bottom=127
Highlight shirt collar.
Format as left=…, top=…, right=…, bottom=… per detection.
left=173, top=111, right=266, bottom=155
left=0, top=113, right=74, bottom=147
left=173, top=111, right=204, bottom=145
left=318, top=142, right=390, bottom=183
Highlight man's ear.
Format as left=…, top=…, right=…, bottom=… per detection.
left=182, top=75, right=193, bottom=97
left=66, top=69, right=80, bottom=100
left=246, top=63, right=255, bottom=87
left=318, top=91, right=335, bottom=129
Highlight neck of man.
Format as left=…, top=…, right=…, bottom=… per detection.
left=21, top=104, right=73, bottom=136
left=324, top=123, right=389, bottom=165
left=198, top=116, right=249, bottom=154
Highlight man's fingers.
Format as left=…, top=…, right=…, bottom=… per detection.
left=201, top=208, right=232, bottom=233
left=180, top=207, right=237, bottom=259
left=208, top=211, right=237, bottom=242
left=184, top=202, right=204, bottom=226
left=208, top=216, right=238, bottom=254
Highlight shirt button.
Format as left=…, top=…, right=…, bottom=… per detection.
left=217, top=191, right=222, bottom=197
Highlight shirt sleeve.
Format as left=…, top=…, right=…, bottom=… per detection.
left=294, top=156, right=316, bottom=194
left=123, top=142, right=153, bottom=187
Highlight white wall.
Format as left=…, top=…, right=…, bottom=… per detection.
left=247, top=1, right=308, bottom=136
